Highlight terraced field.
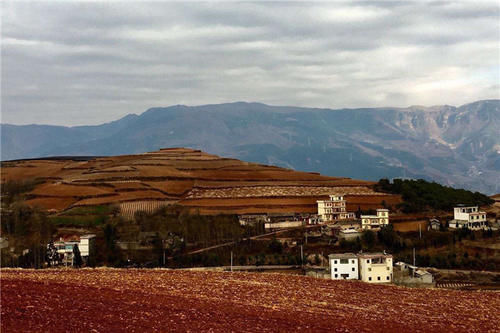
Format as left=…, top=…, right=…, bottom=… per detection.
left=1, top=269, right=498, bottom=332
left=1, top=148, right=400, bottom=215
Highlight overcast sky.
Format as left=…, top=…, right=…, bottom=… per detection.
left=2, top=1, right=499, bottom=126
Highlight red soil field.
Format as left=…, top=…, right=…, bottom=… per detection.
left=25, top=197, right=79, bottom=211
left=1, top=269, right=498, bottom=332
left=1, top=148, right=400, bottom=214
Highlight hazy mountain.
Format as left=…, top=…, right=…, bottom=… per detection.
left=2, top=100, right=499, bottom=194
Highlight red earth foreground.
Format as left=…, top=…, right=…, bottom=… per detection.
left=1, top=269, right=499, bottom=332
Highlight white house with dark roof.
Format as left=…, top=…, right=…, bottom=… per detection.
left=329, top=253, right=359, bottom=280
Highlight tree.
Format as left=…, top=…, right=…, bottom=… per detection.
left=110, top=205, right=121, bottom=218
left=268, top=237, right=283, bottom=254
left=73, top=244, right=83, bottom=268
left=361, top=230, right=376, bottom=249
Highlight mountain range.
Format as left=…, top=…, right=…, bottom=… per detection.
left=2, top=100, right=499, bottom=194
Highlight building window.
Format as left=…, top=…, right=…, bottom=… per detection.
left=387, top=276, right=390, bottom=280
left=367, top=259, right=370, bottom=263
left=351, top=260, right=355, bottom=264
left=368, top=268, right=371, bottom=272
left=368, top=277, right=372, bottom=281
left=387, top=267, right=390, bottom=270
left=334, top=260, right=337, bottom=264
left=334, top=268, right=337, bottom=272
left=377, top=276, right=381, bottom=281
left=335, top=274, right=338, bottom=278
left=340, top=259, right=348, bottom=264
left=352, top=267, right=355, bottom=271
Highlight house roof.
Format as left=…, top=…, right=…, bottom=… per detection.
left=357, top=252, right=392, bottom=259
left=80, top=234, right=96, bottom=239
left=415, top=269, right=432, bottom=276
left=339, top=229, right=361, bottom=234
left=328, top=253, right=358, bottom=259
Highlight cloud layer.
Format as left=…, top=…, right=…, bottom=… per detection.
left=2, top=1, right=499, bottom=125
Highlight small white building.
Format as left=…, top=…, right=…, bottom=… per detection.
left=361, top=209, right=389, bottom=230
left=329, top=253, right=359, bottom=280
left=449, top=205, right=488, bottom=230
left=317, top=195, right=355, bottom=222
left=79, top=234, right=96, bottom=258
left=358, top=253, right=393, bottom=283
left=428, top=218, right=441, bottom=231
left=338, top=229, right=362, bottom=240
left=264, top=220, right=304, bottom=230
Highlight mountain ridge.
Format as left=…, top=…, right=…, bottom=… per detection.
left=2, top=100, right=499, bottom=194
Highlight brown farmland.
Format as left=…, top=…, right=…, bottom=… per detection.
left=1, top=269, right=499, bottom=332
left=1, top=148, right=400, bottom=215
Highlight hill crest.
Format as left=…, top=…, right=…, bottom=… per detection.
left=1, top=148, right=398, bottom=216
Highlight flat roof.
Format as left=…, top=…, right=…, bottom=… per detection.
left=340, top=229, right=361, bottom=234
left=357, top=252, right=392, bottom=259
left=328, top=253, right=358, bottom=259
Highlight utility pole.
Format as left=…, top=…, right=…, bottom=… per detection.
left=230, top=251, right=233, bottom=272
left=413, top=247, right=416, bottom=278
left=300, top=245, right=304, bottom=268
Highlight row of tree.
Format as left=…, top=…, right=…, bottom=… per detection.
left=375, top=178, right=494, bottom=213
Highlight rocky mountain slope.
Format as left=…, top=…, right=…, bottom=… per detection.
left=2, top=100, right=499, bottom=194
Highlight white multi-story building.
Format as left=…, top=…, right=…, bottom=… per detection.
left=361, top=209, right=389, bottom=230
left=317, top=195, right=355, bottom=222
left=358, top=253, right=393, bottom=283
left=329, top=253, right=359, bottom=280
left=449, top=205, right=488, bottom=230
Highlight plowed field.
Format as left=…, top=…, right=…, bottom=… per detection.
left=1, top=269, right=498, bottom=332
left=1, top=148, right=399, bottom=214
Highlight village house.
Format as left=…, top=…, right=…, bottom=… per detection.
left=317, top=195, right=355, bottom=222
left=306, top=214, right=321, bottom=225
left=238, top=214, right=270, bottom=226
left=427, top=218, right=441, bottom=231
left=394, top=262, right=434, bottom=286
left=332, top=219, right=362, bottom=231
left=54, top=240, right=79, bottom=266
left=264, top=220, right=304, bottom=230
left=358, top=252, right=393, bottom=283
left=79, top=234, right=96, bottom=263
left=360, top=209, right=389, bottom=230
left=329, top=253, right=359, bottom=280
left=449, top=205, right=488, bottom=230
left=338, top=229, right=362, bottom=241
left=52, top=234, right=96, bottom=267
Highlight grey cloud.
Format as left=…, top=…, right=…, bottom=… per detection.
left=1, top=1, right=499, bottom=125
